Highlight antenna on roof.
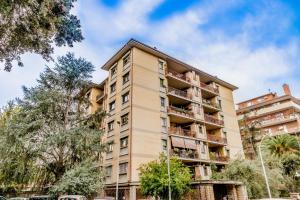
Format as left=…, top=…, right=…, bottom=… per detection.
left=154, top=46, right=157, bottom=49
left=268, top=89, right=271, bottom=93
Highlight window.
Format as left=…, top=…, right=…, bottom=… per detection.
left=119, top=162, right=128, bottom=174
left=120, top=137, right=128, bottom=149
left=160, top=78, right=165, bottom=88
left=161, top=117, right=167, bottom=128
left=226, top=149, right=230, bottom=157
left=195, top=87, right=199, bottom=97
left=218, top=99, right=222, bottom=109
left=111, top=65, right=117, bottom=78
left=199, top=125, right=203, bottom=134
left=105, top=166, right=112, bottom=177
left=107, top=142, right=113, bottom=152
left=121, top=113, right=129, bottom=125
left=162, top=139, right=167, bottom=151
left=108, top=121, right=114, bottom=132
left=159, top=60, right=164, bottom=70
left=109, top=101, right=115, bottom=111
left=197, top=104, right=201, bottom=114
left=110, top=82, right=116, bottom=93
left=203, top=166, right=208, bottom=176
left=123, top=53, right=130, bottom=67
left=122, top=92, right=129, bottom=104
left=123, top=72, right=130, bottom=84
left=160, top=97, right=165, bottom=108
left=201, top=142, right=206, bottom=154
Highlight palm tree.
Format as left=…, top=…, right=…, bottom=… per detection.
left=263, top=134, right=300, bottom=158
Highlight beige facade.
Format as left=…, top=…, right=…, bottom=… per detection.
left=89, top=39, right=246, bottom=200
left=236, top=84, right=300, bottom=159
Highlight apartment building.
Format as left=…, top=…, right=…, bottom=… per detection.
left=236, top=84, right=300, bottom=159
left=88, top=39, right=246, bottom=200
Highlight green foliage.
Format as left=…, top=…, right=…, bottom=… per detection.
left=0, top=0, right=83, bottom=71
left=262, top=134, right=300, bottom=158
left=139, top=154, right=191, bottom=200
left=0, top=53, right=104, bottom=196
left=49, top=160, right=103, bottom=197
left=212, top=158, right=284, bottom=199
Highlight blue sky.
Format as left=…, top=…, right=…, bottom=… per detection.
left=1, top=0, right=300, bottom=107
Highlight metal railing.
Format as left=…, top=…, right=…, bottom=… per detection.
left=207, top=134, right=227, bottom=144
left=168, top=87, right=191, bottom=99
left=166, top=69, right=189, bottom=82
left=171, top=149, right=199, bottom=159
left=169, top=126, right=196, bottom=137
left=168, top=106, right=194, bottom=118
left=204, top=114, right=224, bottom=126
left=209, top=154, right=229, bottom=162
left=200, top=82, right=219, bottom=94
left=202, top=99, right=221, bottom=109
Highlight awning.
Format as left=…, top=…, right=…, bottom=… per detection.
left=171, top=137, right=185, bottom=148
left=184, top=139, right=197, bottom=150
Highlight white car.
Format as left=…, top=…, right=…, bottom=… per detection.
left=58, top=195, right=87, bottom=200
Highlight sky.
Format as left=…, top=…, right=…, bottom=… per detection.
left=1, top=0, right=300, bottom=107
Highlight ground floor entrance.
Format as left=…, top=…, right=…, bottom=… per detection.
left=103, top=181, right=248, bottom=200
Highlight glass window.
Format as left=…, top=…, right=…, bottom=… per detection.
left=108, top=121, right=114, bottom=132
left=159, top=60, right=164, bottom=70
left=110, top=82, right=116, bottom=93
left=123, top=72, right=130, bottom=84
left=204, top=166, right=208, bottom=176
left=201, top=142, right=206, bottom=153
left=162, top=139, right=167, bottom=151
left=119, top=162, right=128, bottom=174
left=109, top=101, right=115, bottom=111
left=122, top=92, right=129, bottom=104
left=121, top=113, right=129, bottom=125
left=160, top=97, right=165, bottom=107
left=105, top=166, right=112, bottom=177
left=120, top=137, right=128, bottom=149
left=111, top=65, right=117, bottom=77
left=123, top=53, right=130, bottom=67
left=199, top=125, right=203, bottom=134
left=107, top=142, right=113, bottom=152
left=160, top=78, right=165, bottom=88
left=161, top=117, right=167, bottom=128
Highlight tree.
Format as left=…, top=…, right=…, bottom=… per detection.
left=139, top=154, right=191, bottom=200
left=263, top=134, right=300, bottom=158
left=0, top=53, right=105, bottom=196
left=212, top=158, right=284, bottom=199
left=239, top=114, right=261, bottom=159
left=0, top=0, right=83, bottom=71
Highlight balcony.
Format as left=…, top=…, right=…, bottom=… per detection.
left=204, top=114, right=224, bottom=128
left=96, top=93, right=106, bottom=102
left=207, top=134, right=227, bottom=145
left=200, top=82, right=219, bottom=98
left=171, top=149, right=199, bottom=161
left=209, top=153, right=229, bottom=163
left=169, top=126, right=196, bottom=138
left=202, top=99, right=221, bottom=113
left=166, top=69, right=191, bottom=89
left=260, top=114, right=298, bottom=128
left=168, top=106, right=195, bottom=123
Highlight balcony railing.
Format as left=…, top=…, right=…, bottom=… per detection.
left=209, top=154, right=229, bottom=162
left=96, top=93, right=105, bottom=102
left=200, top=82, right=219, bottom=94
left=202, top=99, right=221, bottom=109
left=169, top=126, right=196, bottom=137
left=171, top=149, right=199, bottom=160
left=207, top=134, right=227, bottom=144
left=168, top=106, right=194, bottom=118
left=260, top=114, right=297, bottom=127
left=166, top=69, right=189, bottom=83
left=204, top=114, right=224, bottom=126
left=168, top=87, right=191, bottom=99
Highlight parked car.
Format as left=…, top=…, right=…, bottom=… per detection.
left=94, top=197, right=114, bottom=200
left=8, top=197, right=29, bottom=200
left=58, top=195, right=87, bottom=200
left=0, top=196, right=6, bottom=200
left=29, top=196, right=55, bottom=200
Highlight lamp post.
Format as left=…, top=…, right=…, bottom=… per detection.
left=116, top=121, right=121, bottom=200
left=258, top=133, right=272, bottom=199
left=167, top=135, right=171, bottom=200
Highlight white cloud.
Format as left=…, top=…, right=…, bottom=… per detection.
left=1, top=0, right=299, bottom=107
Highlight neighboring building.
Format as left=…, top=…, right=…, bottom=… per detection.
left=236, top=84, right=300, bottom=159
left=88, top=39, right=246, bottom=200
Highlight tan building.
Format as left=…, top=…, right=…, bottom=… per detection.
left=88, top=39, right=246, bottom=200
left=236, top=84, right=300, bottom=159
